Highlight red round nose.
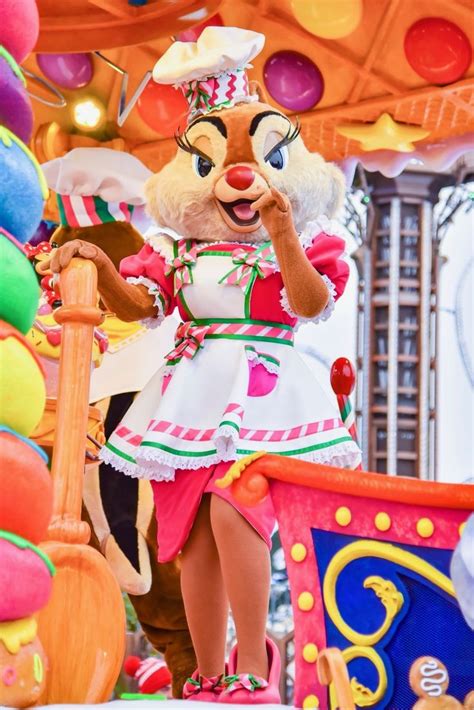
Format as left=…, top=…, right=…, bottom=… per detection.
left=225, top=166, right=255, bottom=191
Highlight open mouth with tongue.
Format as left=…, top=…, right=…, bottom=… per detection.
left=217, top=198, right=260, bottom=228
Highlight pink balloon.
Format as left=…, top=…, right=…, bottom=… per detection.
left=263, top=51, right=324, bottom=111
left=37, top=53, right=93, bottom=90
left=176, top=13, right=223, bottom=42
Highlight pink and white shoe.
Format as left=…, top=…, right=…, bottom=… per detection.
left=221, top=637, right=281, bottom=704
left=183, top=670, right=226, bottom=702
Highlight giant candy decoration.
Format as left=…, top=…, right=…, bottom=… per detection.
left=0, top=127, right=47, bottom=244
left=0, top=47, right=33, bottom=143
left=0, top=5, right=54, bottom=701
left=0, top=0, right=39, bottom=62
left=0, top=230, right=39, bottom=335
left=0, top=429, right=52, bottom=544
left=0, top=322, right=46, bottom=437
left=291, top=0, right=362, bottom=39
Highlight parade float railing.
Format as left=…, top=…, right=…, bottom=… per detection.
left=222, top=456, right=474, bottom=710
left=37, top=259, right=125, bottom=704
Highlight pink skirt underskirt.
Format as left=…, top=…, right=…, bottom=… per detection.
left=151, top=462, right=276, bottom=562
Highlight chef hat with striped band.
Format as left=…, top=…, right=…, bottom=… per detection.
left=153, top=27, right=265, bottom=121
left=42, top=148, right=153, bottom=234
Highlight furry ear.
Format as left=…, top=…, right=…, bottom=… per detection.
left=249, top=80, right=269, bottom=104
left=324, top=163, right=346, bottom=217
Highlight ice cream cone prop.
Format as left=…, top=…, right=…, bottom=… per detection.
left=37, top=259, right=125, bottom=704
left=330, top=357, right=361, bottom=469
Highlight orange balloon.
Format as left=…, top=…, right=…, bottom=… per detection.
left=137, top=81, right=189, bottom=137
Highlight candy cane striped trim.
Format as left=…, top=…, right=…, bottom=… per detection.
left=124, top=416, right=344, bottom=444
left=101, top=436, right=361, bottom=481
left=57, top=195, right=135, bottom=227
left=201, top=321, right=294, bottom=343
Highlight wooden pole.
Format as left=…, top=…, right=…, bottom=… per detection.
left=38, top=258, right=126, bottom=703
left=47, top=258, right=102, bottom=543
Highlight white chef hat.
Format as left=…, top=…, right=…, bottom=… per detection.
left=42, top=148, right=153, bottom=232
left=153, top=27, right=265, bottom=120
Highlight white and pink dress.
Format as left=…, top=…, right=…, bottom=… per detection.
left=100, top=219, right=361, bottom=561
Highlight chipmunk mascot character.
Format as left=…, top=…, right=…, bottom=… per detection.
left=46, top=27, right=361, bottom=704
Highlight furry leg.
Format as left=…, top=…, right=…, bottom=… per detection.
left=210, top=495, right=271, bottom=679
left=180, top=494, right=229, bottom=678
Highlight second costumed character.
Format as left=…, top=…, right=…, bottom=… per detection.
left=47, top=27, right=361, bottom=703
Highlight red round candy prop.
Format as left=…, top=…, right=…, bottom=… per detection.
left=0, top=430, right=52, bottom=544
left=0, top=537, right=53, bottom=621
left=330, top=357, right=356, bottom=396
left=176, top=13, right=224, bottom=42
left=0, top=0, right=40, bottom=63
left=137, top=80, right=189, bottom=137
left=404, top=18, right=472, bottom=85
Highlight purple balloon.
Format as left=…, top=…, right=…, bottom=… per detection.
left=263, top=51, right=324, bottom=111
left=0, top=56, right=33, bottom=143
left=37, top=52, right=93, bottom=90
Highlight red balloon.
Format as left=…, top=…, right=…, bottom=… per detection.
left=330, top=357, right=356, bottom=396
left=176, top=13, right=224, bottom=42
left=404, top=17, right=472, bottom=85
left=137, top=81, right=189, bottom=137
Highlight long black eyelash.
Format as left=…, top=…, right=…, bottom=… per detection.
left=264, top=119, right=301, bottom=161
left=174, top=131, right=215, bottom=166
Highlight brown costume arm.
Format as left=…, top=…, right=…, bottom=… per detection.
left=252, top=187, right=329, bottom=319
left=48, top=239, right=158, bottom=322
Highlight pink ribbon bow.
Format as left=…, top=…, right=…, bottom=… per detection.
left=221, top=244, right=277, bottom=294
left=165, top=243, right=198, bottom=295
left=165, top=321, right=209, bottom=363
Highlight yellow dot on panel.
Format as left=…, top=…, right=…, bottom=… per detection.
left=291, top=543, right=307, bottom=562
left=303, top=694, right=320, bottom=709
left=302, top=643, right=319, bottom=663
left=459, top=522, right=466, bottom=536
left=417, top=517, right=434, bottom=538
left=298, top=592, right=314, bottom=611
left=374, top=512, right=391, bottom=532
left=335, top=506, right=352, bottom=527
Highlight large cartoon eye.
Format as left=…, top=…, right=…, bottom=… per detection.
left=192, top=154, right=213, bottom=178
left=265, top=145, right=288, bottom=170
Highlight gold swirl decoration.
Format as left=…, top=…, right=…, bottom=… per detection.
left=329, top=646, right=388, bottom=708
left=323, top=540, right=454, bottom=647
left=323, top=540, right=456, bottom=708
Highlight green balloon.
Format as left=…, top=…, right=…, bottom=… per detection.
left=0, top=232, right=39, bottom=333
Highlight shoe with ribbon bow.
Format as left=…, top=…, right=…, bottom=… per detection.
left=221, top=637, right=281, bottom=704
left=182, top=670, right=226, bottom=702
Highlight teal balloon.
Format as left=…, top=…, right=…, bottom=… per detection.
left=0, top=232, right=39, bottom=333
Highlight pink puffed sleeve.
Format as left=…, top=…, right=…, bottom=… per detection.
left=280, top=230, right=349, bottom=325
left=119, top=243, right=175, bottom=327
left=305, top=231, right=349, bottom=302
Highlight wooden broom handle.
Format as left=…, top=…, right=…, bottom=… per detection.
left=47, top=258, right=103, bottom=544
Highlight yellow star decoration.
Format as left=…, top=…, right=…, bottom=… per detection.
left=336, top=113, right=430, bottom=152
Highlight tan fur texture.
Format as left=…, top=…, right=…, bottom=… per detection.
left=145, top=102, right=345, bottom=244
